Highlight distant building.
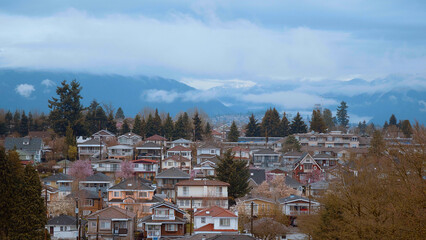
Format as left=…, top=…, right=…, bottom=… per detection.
left=155, top=167, right=190, bottom=200
left=194, top=206, right=238, bottom=234
left=175, top=180, right=229, bottom=209
left=46, top=215, right=85, bottom=240
left=117, top=132, right=142, bottom=145
left=4, top=137, right=43, bottom=163
left=87, top=206, right=136, bottom=240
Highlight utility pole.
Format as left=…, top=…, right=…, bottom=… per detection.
left=308, top=185, right=311, bottom=215
left=99, top=136, right=103, bottom=161
left=190, top=197, right=193, bottom=236
left=96, top=215, right=99, bottom=240
left=45, top=187, right=47, bottom=240
left=75, top=198, right=79, bottom=240
left=250, top=201, right=254, bottom=236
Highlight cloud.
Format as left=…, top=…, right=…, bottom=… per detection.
left=41, top=79, right=55, bottom=87
left=419, top=100, right=426, bottom=112
left=15, top=84, right=35, bottom=98
left=180, top=78, right=257, bottom=90
left=241, top=91, right=338, bottom=109
left=142, top=89, right=179, bottom=103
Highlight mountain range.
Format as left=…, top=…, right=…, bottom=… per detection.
left=0, top=69, right=425, bottom=125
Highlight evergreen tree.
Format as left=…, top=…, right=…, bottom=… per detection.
left=310, top=109, right=326, bottom=133
left=336, top=101, right=349, bottom=128
left=5, top=110, right=12, bottom=134
left=162, top=113, right=174, bottom=140
left=48, top=80, right=85, bottom=136
left=204, top=122, right=212, bottom=139
left=383, top=121, right=389, bottom=129
left=153, top=109, right=162, bottom=135
left=290, top=112, right=308, bottom=134
left=140, top=118, right=147, bottom=138
left=13, top=110, right=20, bottom=133
left=401, top=120, right=412, bottom=138
left=85, top=100, right=108, bottom=134
left=28, top=112, right=34, bottom=131
left=282, top=135, right=301, bottom=152
left=115, top=107, right=125, bottom=119
left=121, top=119, right=131, bottom=135
left=322, top=108, right=335, bottom=131
left=145, top=114, right=155, bottom=137
left=0, top=121, right=6, bottom=136
left=19, top=111, right=29, bottom=136
left=173, top=115, right=186, bottom=140
left=106, top=112, right=117, bottom=134
left=261, top=108, right=281, bottom=137
left=369, top=130, right=385, bottom=157
left=279, top=112, right=290, bottom=137
left=65, top=124, right=76, bottom=147
left=215, top=149, right=251, bottom=205
left=245, top=114, right=261, bottom=137
left=192, top=111, right=203, bottom=141
left=228, top=121, right=240, bottom=142
left=389, top=114, right=397, bottom=126
left=133, top=115, right=143, bottom=135
left=182, top=112, right=192, bottom=139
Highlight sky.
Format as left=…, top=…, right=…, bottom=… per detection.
left=1, top=0, right=426, bottom=121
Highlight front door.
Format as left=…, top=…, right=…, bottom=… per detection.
left=49, top=226, right=54, bottom=235
left=114, top=223, right=119, bottom=234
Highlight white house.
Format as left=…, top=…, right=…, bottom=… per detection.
left=117, top=132, right=142, bottom=146
left=194, top=206, right=238, bottom=234
left=169, top=138, right=192, bottom=148
left=46, top=215, right=85, bottom=240
left=108, top=144, right=134, bottom=158
left=196, top=143, right=221, bottom=164
left=279, top=194, right=320, bottom=216
left=175, top=180, right=229, bottom=209
left=166, top=145, right=192, bottom=158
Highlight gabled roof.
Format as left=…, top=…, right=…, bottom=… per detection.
left=176, top=179, right=229, bottom=187
left=231, top=146, right=250, bottom=152
left=42, top=173, right=73, bottom=182
left=47, top=215, right=80, bottom=226
left=132, top=158, right=158, bottom=164
left=236, top=195, right=276, bottom=204
left=4, top=137, right=43, bottom=151
left=138, top=142, right=161, bottom=148
left=66, top=189, right=100, bottom=199
left=313, top=153, right=336, bottom=159
left=253, top=148, right=279, bottom=155
left=108, top=144, right=133, bottom=150
left=279, top=194, right=317, bottom=204
left=172, top=138, right=192, bottom=143
left=43, top=184, right=59, bottom=192
left=87, top=206, right=136, bottom=220
left=92, top=129, right=116, bottom=137
left=84, top=172, right=113, bottom=182
left=285, top=176, right=303, bottom=188
left=249, top=168, right=266, bottom=185
left=164, top=155, right=191, bottom=163
left=294, top=153, right=322, bottom=170
left=119, top=132, right=141, bottom=138
left=146, top=134, right=167, bottom=141
left=155, top=167, right=190, bottom=179
left=309, top=180, right=329, bottom=190
left=195, top=206, right=237, bottom=218
left=109, top=177, right=154, bottom=191
left=150, top=201, right=186, bottom=214
left=78, top=138, right=105, bottom=146
left=168, top=145, right=191, bottom=152
left=282, top=151, right=304, bottom=157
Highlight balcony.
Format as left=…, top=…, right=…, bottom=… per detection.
left=113, top=228, right=128, bottom=235
left=153, top=215, right=175, bottom=220
left=289, top=210, right=309, bottom=215
left=79, top=149, right=99, bottom=154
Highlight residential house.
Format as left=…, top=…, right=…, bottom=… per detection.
left=136, top=142, right=163, bottom=160
left=91, top=159, right=122, bottom=178
left=169, top=138, right=192, bottom=148
left=312, top=153, right=339, bottom=168
left=231, top=146, right=250, bottom=162
left=108, top=177, right=162, bottom=217
left=252, top=148, right=281, bottom=168
left=42, top=173, right=74, bottom=198
left=279, top=194, right=319, bottom=217
left=197, top=143, right=221, bottom=164
left=46, top=215, right=84, bottom=240
left=155, top=167, right=190, bottom=200
left=67, top=189, right=103, bottom=216
left=140, top=201, right=187, bottom=239
left=146, top=134, right=168, bottom=147
left=167, top=145, right=192, bottom=158
left=77, top=138, right=106, bottom=161
left=308, top=180, right=329, bottom=197
left=92, top=129, right=116, bottom=142
left=87, top=206, right=136, bottom=240
left=293, top=153, right=323, bottom=184
left=162, top=155, right=191, bottom=173
left=108, top=145, right=134, bottom=160
left=133, top=158, right=158, bottom=180
left=80, top=172, right=114, bottom=199
left=295, top=131, right=362, bottom=148
left=56, top=160, right=72, bottom=174
left=282, top=151, right=304, bottom=172
left=42, top=184, right=60, bottom=217
left=175, top=180, right=229, bottom=210
left=118, top=132, right=142, bottom=146
left=194, top=206, right=238, bottom=234
left=192, top=157, right=218, bottom=179
left=236, top=196, right=277, bottom=216
left=4, top=137, right=43, bottom=163
left=247, top=168, right=266, bottom=188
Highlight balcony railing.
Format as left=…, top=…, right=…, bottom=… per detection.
left=289, top=210, right=309, bottom=215
left=113, top=228, right=128, bottom=235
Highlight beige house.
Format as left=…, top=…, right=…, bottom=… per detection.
left=87, top=206, right=136, bottom=240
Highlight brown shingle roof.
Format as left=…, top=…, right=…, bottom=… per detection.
left=87, top=206, right=136, bottom=220
left=146, top=134, right=167, bottom=141
left=168, top=145, right=191, bottom=152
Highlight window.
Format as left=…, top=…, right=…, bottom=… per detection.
left=210, top=149, right=215, bottom=154
left=139, top=192, right=148, bottom=198
left=168, top=161, right=173, bottom=166
left=165, top=224, right=177, bottom=231
left=182, top=186, right=189, bottom=196
left=60, top=226, right=64, bottom=231
left=304, top=163, right=312, bottom=170
left=155, top=209, right=168, bottom=217
left=134, top=164, right=139, bottom=168
left=84, top=199, right=93, bottom=206
left=220, top=218, right=230, bottom=226
left=91, top=222, right=97, bottom=228
left=201, top=217, right=206, bottom=223
left=100, top=221, right=111, bottom=229
left=113, top=191, right=120, bottom=198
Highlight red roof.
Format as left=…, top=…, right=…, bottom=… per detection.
left=211, top=130, right=221, bottom=136
left=164, top=155, right=191, bottom=162
left=168, top=145, right=191, bottom=152
left=175, top=179, right=230, bottom=187
left=146, top=134, right=167, bottom=141
left=268, top=168, right=285, bottom=174
left=195, top=206, right=237, bottom=218
left=194, top=223, right=238, bottom=232
left=231, top=146, right=250, bottom=152
left=132, top=159, right=158, bottom=164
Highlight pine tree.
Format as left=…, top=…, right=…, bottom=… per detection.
left=5, top=110, right=12, bottom=134
left=19, top=111, right=29, bottom=136
left=261, top=108, right=281, bottom=137
left=282, top=135, right=301, bottom=152
left=369, top=130, right=385, bottom=157
left=163, top=113, right=174, bottom=140
left=48, top=80, right=85, bottom=136
left=145, top=114, right=155, bottom=137
left=85, top=100, right=108, bottom=134
left=279, top=112, right=290, bottom=137
left=0, top=121, right=6, bottom=136
left=245, top=114, right=261, bottom=137
left=290, top=112, right=308, bottom=134
left=106, top=112, right=117, bottom=134
left=115, top=107, right=125, bottom=119
left=204, top=122, right=212, bottom=139
left=192, top=111, right=203, bottom=141
left=133, top=115, right=143, bottom=135
left=401, top=120, right=412, bottom=138
left=173, top=115, right=186, bottom=140
left=121, top=119, right=131, bottom=135
left=310, top=109, right=326, bottom=133
left=65, top=124, right=76, bottom=147
left=140, top=118, right=147, bottom=138
left=215, top=149, right=250, bottom=205
left=322, top=108, right=335, bottom=131
left=383, top=121, right=389, bottom=129
left=13, top=110, right=20, bottom=133
left=182, top=112, right=192, bottom=139
left=28, top=112, right=34, bottom=131
left=389, top=114, right=397, bottom=126
left=228, top=121, right=240, bottom=142
left=336, top=101, right=349, bottom=128
left=153, top=109, right=162, bottom=135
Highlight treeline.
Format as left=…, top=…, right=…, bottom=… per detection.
left=245, top=101, right=350, bottom=137
left=0, top=148, right=47, bottom=239
left=0, top=110, right=49, bottom=136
